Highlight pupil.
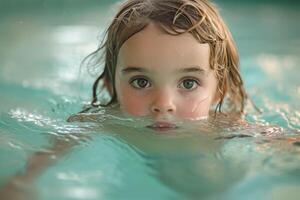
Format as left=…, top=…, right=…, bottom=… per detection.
left=138, top=79, right=147, bottom=87
left=184, top=80, right=194, bottom=89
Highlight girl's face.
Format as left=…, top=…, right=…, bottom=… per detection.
left=115, top=23, right=218, bottom=123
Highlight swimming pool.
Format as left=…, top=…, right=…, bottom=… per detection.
left=0, top=0, right=299, bottom=199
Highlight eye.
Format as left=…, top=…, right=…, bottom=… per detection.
left=179, top=78, right=200, bottom=90
left=130, top=77, right=151, bottom=89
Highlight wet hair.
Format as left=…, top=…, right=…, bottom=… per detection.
left=84, top=0, right=248, bottom=115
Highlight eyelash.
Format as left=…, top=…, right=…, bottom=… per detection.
left=128, top=76, right=201, bottom=90
left=178, top=77, right=201, bottom=90
left=129, top=76, right=151, bottom=89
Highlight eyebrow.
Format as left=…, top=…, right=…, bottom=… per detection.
left=177, top=66, right=206, bottom=74
left=121, top=66, right=149, bottom=74
left=121, top=66, right=206, bottom=75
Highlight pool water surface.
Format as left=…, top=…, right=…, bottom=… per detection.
left=0, top=1, right=300, bottom=199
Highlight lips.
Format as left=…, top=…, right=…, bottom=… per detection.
left=146, top=121, right=178, bottom=132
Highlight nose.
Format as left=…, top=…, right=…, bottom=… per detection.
left=150, top=90, right=176, bottom=114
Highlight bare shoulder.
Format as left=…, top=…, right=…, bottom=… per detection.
left=66, top=106, right=108, bottom=123
left=209, top=113, right=300, bottom=141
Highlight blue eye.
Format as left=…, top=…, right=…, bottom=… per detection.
left=179, top=79, right=199, bottom=90
left=130, top=77, right=151, bottom=89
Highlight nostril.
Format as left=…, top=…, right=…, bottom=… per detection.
left=153, top=108, right=160, bottom=112
left=167, top=108, right=173, bottom=112
left=151, top=103, right=176, bottom=113
left=152, top=107, right=174, bottom=113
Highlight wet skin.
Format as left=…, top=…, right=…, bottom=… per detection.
left=115, top=23, right=219, bottom=129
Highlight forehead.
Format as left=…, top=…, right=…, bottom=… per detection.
left=117, top=23, right=211, bottom=71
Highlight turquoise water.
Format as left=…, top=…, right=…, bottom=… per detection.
left=0, top=1, right=300, bottom=200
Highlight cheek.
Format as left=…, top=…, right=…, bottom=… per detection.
left=117, top=86, right=149, bottom=116
left=177, top=95, right=212, bottom=119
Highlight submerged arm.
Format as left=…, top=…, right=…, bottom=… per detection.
left=0, top=118, right=90, bottom=200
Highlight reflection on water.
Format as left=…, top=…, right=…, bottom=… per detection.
left=0, top=1, right=299, bottom=200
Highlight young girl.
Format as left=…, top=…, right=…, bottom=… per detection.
left=77, top=0, right=248, bottom=130
left=2, top=1, right=298, bottom=198
left=0, top=1, right=251, bottom=198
